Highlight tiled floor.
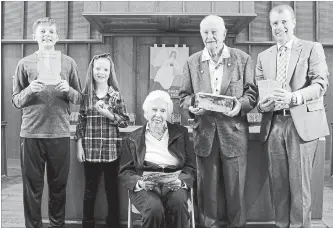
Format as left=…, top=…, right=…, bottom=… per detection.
left=2, top=159, right=333, bottom=228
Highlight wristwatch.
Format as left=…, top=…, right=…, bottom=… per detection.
left=291, top=93, right=297, bottom=105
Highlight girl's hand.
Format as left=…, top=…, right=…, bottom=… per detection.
left=77, top=140, right=85, bottom=162
left=96, top=101, right=115, bottom=120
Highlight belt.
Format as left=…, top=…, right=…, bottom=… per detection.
left=273, top=109, right=291, bottom=116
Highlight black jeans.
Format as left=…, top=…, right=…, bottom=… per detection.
left=20, top=137, right=70, bottom=228
left=82, top=160, right=120, bottom=228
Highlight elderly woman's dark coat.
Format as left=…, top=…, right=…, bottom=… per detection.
left=119, top=122, right=196, bottom=228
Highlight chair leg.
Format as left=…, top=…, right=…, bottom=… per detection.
left=191, top=188, right=195, bottom=228
left=128, top=191, right=133, bottom=228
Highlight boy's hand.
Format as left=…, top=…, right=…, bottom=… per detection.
left=29, top=80, right=46, bottom=93
left=55, top=80, right=69, bottom=92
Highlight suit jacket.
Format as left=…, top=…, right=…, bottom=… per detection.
left=179, top=48, right=258, bottom=157
left=118, top=122, right=196, bottom=191
left=256, top=37, right=330, bottom=142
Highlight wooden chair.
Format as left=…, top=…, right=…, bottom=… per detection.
left=127, top=188, right=195, bottom=228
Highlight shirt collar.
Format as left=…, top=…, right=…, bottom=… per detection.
left=146, top=122, right=168, bottom=131
left=277, top=35, right=295, bottom=51
left=201, top=45, right=230, bottom=62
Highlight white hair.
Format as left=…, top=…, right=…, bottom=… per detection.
left=142, top=90, right=173, bottom=121
left=200, top=15, right=226, bottom=31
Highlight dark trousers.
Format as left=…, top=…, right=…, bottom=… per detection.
left=20, top=137, right=70, bottom=228
left=82, top=160, right=120, bottom=228
left=129, top=188, right=189, bottom=228
left=196, top=134, right=247, bottom=228
left=265, top=115, right=318, bottom=228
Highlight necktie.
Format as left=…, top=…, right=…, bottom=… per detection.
left=274, top=46, right=288, bottom=110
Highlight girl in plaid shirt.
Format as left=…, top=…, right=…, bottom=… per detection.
left=75, top=53, right=129, bottom=228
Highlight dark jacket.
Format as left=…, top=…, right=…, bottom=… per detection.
left=179, top=48, right=258, bottom=157
left=119, top=122, right=196, bottom=191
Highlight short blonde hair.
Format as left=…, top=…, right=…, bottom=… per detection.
left=142, top=90, right=173, bottom=121
left=32, top=17, right=57, bottom=33
left=270, top=5, right=296, bottom=22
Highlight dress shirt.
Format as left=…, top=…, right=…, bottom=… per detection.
left=201, top=46, right=231, bottom=95
left=277, top=35, right=303, bottom=105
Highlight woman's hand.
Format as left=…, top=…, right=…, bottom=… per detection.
left=138, top=180, right=158, bottom=191
left=77, top=139, right=85, bottom=162
left=165, top=179, right=182, bottom=191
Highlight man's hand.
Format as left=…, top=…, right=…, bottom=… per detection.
left=189, top=106, right=205, bottom=115
left=29, top=80, right=45, bottom=93
left=165, top=179, right=182, bottom=191
left=271, top=88, right=292, bottom=105
left=224, top=97, right=241, bottom=117
left=55, top=80, right=70, bottom=92
left=258, top=94, right=275, bottom=112
left=138, top=180, right=158, bottom=191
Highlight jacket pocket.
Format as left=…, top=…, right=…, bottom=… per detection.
left=306, top=101, right=324, bottom=112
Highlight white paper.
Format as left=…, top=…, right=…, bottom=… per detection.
left=37, top=50, right=61, bottom=85
left=257, top=80, right=283, bottom=101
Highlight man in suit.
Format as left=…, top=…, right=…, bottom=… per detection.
left=179, top=15, right=258, bottom=228
left=256, top=5, right=329, bottom=228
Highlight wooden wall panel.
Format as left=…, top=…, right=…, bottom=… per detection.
left=100, top=1, right=129, bottom=12
left=83, top=1, right=99, bottom=12
left=236, top=27, right=249, bottom=42
left=67, top=44, right=90, bottom=112
left=1, top=44, right=23, bottom=159
left=90, top=36, right=112, bottom=58
left=113, top=37, right=136, bottom=115
left=323, top=47, right=333, bottom=160
left=271, top=1, right=293, bottom=8
left=129, top=1, right=156, bottom=12
left=156, top=1, right=183, bottom=12
left=251, top=1, right=271, bottom=41
left=318, top=1, right=333, bottom=43
left=214, top=1, right=240, bottom=13
left=2, top=1, right=24, bottom=39
left=47, top=1, right=68, bottom=39
left=241, top=1, right=255, bottom=13
left=25, top=2, right=46, bottom=39
left=68, top=1, right=90, bottom=39
left=184, top=1, right=212, bottom=12
left=24, top=44, right=39, bottom=56
left=295, top=1, right=315, bottom=41
left=136, top=37, right=157, bottom=125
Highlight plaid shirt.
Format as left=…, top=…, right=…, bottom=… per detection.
left=75, top=87, right=129, bottom=162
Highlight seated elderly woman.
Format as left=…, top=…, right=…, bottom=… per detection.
left=119, top=90, right=196, bottom=228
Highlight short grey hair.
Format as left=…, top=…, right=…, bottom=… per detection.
left=270, top=5, right=296, bottom=22
left=200, top=15, right=226, bottom=31
left=142, top=90, right=173, bottom=121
